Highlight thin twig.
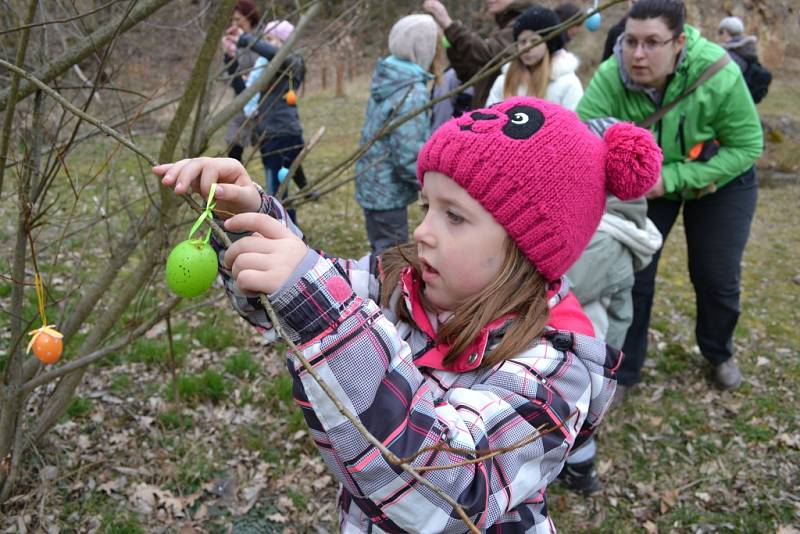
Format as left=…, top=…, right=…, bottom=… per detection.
left=165, top=314, right=180, bottom=406
left=0, top=0, right=38, bottom=197
left=0, top=0, right=118, bottom=36
left=0, top=58, right=157, bottom=166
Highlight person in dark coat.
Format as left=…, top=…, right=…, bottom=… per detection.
left=423, top=0, right=534, bottom=108
left=718, top=16, right=758, bottom=71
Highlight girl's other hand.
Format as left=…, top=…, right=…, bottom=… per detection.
left=223, top=213, right=308, bottom=294
left=645, top=176, right=666, bottom=199
left=154, top=157, right=262, bottom=218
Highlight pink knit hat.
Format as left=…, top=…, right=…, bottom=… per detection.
left=417, top=96, right=662, bottom=281
left=263, top=20, right=294, bottom=43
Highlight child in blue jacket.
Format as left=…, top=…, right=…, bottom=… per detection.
left=355, top=14, right=441, bottom=254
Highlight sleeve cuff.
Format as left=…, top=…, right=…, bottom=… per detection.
left=268, top=254, right=357, bottom=345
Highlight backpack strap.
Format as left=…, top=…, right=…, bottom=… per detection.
left=638, top=54, right=731, bottom=129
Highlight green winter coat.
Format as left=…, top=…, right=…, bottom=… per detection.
left=577, top=25, right=763, bottom=200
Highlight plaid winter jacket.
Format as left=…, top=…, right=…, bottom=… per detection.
left=214, top=194, right=620, bottom=533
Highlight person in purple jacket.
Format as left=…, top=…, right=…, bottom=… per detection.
left=156, top=96, right=662, bottom=532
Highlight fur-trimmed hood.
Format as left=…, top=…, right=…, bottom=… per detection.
left=550, top=49, right=580, bottom=81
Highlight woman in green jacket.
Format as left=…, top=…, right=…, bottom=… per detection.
left=577, top=0, right=762, bottom=397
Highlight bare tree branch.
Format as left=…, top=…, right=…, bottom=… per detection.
left=0, top=0, right=173, bottom=111
left=0, top=0, right=118, bottom=36
left=0, top=0, right=37, bottom=197
left=0, top=89, right=43, bottom=480
left=0, top=58, right=157, bottom=166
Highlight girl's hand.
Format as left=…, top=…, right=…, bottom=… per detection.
left=645, top=176, right=666, bottom=199
left=223, top=213, right=308, bottom=294
left=155, top=157, right=262, bottom=218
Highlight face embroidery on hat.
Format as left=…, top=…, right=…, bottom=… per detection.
left=456, top=105, right=545, bottom=140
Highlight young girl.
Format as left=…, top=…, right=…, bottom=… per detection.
left=156, top=97, right=662, bottom=532
left=486, top=5, right=584, bottom=110
left=355, top=14, right=442, bottom=255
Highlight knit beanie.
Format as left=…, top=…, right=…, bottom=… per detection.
left=513, top=5, right=565, bottom=55
left=417, top=97, right=663, bottom=281
left=388, top=14, right=439, bottom=71
left=264, top=20, right=295, bottom=43
left=718, top=16, right=744, bottom=37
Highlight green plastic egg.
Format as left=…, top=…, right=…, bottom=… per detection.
left=165, top=239, right=218, bottom=298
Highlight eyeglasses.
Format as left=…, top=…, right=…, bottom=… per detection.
left=621, top=33, right=677, bottom=53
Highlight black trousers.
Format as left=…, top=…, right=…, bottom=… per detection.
left=619, top=168, right=758, bottom=385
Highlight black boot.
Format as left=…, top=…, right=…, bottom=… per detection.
left=557, top=459, right=602, bottom=495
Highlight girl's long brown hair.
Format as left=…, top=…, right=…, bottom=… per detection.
left=503, top=49, right=551, bottom=100
left=380, top=240, right=550, bottom=369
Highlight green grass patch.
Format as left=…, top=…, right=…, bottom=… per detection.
left=109, top=372, right=132, bottom=395
left=195, top=316, right=239, bottom=351
left=176, top=368, right=229, bottom=404
left=66, top=396, right=92, bottom=419
left=224, top=350, right=259, bottom=378
left=126, top=336, right=189, bottom=367
left=286, top=488, right=306, bottom=510
left=101, top=513, right=146, bottom=534
left=157, top=409, right=194, bottom=431
left=263, top=374, right=294, bottom=406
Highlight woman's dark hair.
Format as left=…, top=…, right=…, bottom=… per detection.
left=235, top=0, right=260, bottom=29
left=628, top=0, right=685, bottom=36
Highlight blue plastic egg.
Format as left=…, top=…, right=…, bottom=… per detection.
left=585, top=12, right=601, bottom=32
left=277, top=167, right=289, bottom=183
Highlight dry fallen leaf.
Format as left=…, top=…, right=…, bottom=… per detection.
left=643, top=520, right=658, bottom=534
left=695, top=491, right=712, bottom=503
left=266, top=512, right=289, bottom=524
left=660, top=489, right=679, bottom=513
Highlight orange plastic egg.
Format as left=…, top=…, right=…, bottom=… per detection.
left=285, top=89, right=297, bottom=106
left=32, top=330, right=63, bottom=364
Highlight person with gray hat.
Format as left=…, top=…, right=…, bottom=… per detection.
left=718, top=15, right=771, bottom=103
left=355, top=14, right=443, bottom=255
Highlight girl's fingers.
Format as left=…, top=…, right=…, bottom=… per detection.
left=159, top=159, right=255, bottom=211
left=158, top=159, right=192, bottom=187
left=200, top=164, right=221, bottom=197
left=235, top=269, right=283, bottom=295
left=229, top=251, right=283, bottom=281
left=173, top=158, right=206, bottom=194
left=152, top=163, right=173, bottom=176
left=213, top=184, right=262, bottom=216
left=224, top=235, right=277, bottom=269
left=224, top=212, right=291, bottom=239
